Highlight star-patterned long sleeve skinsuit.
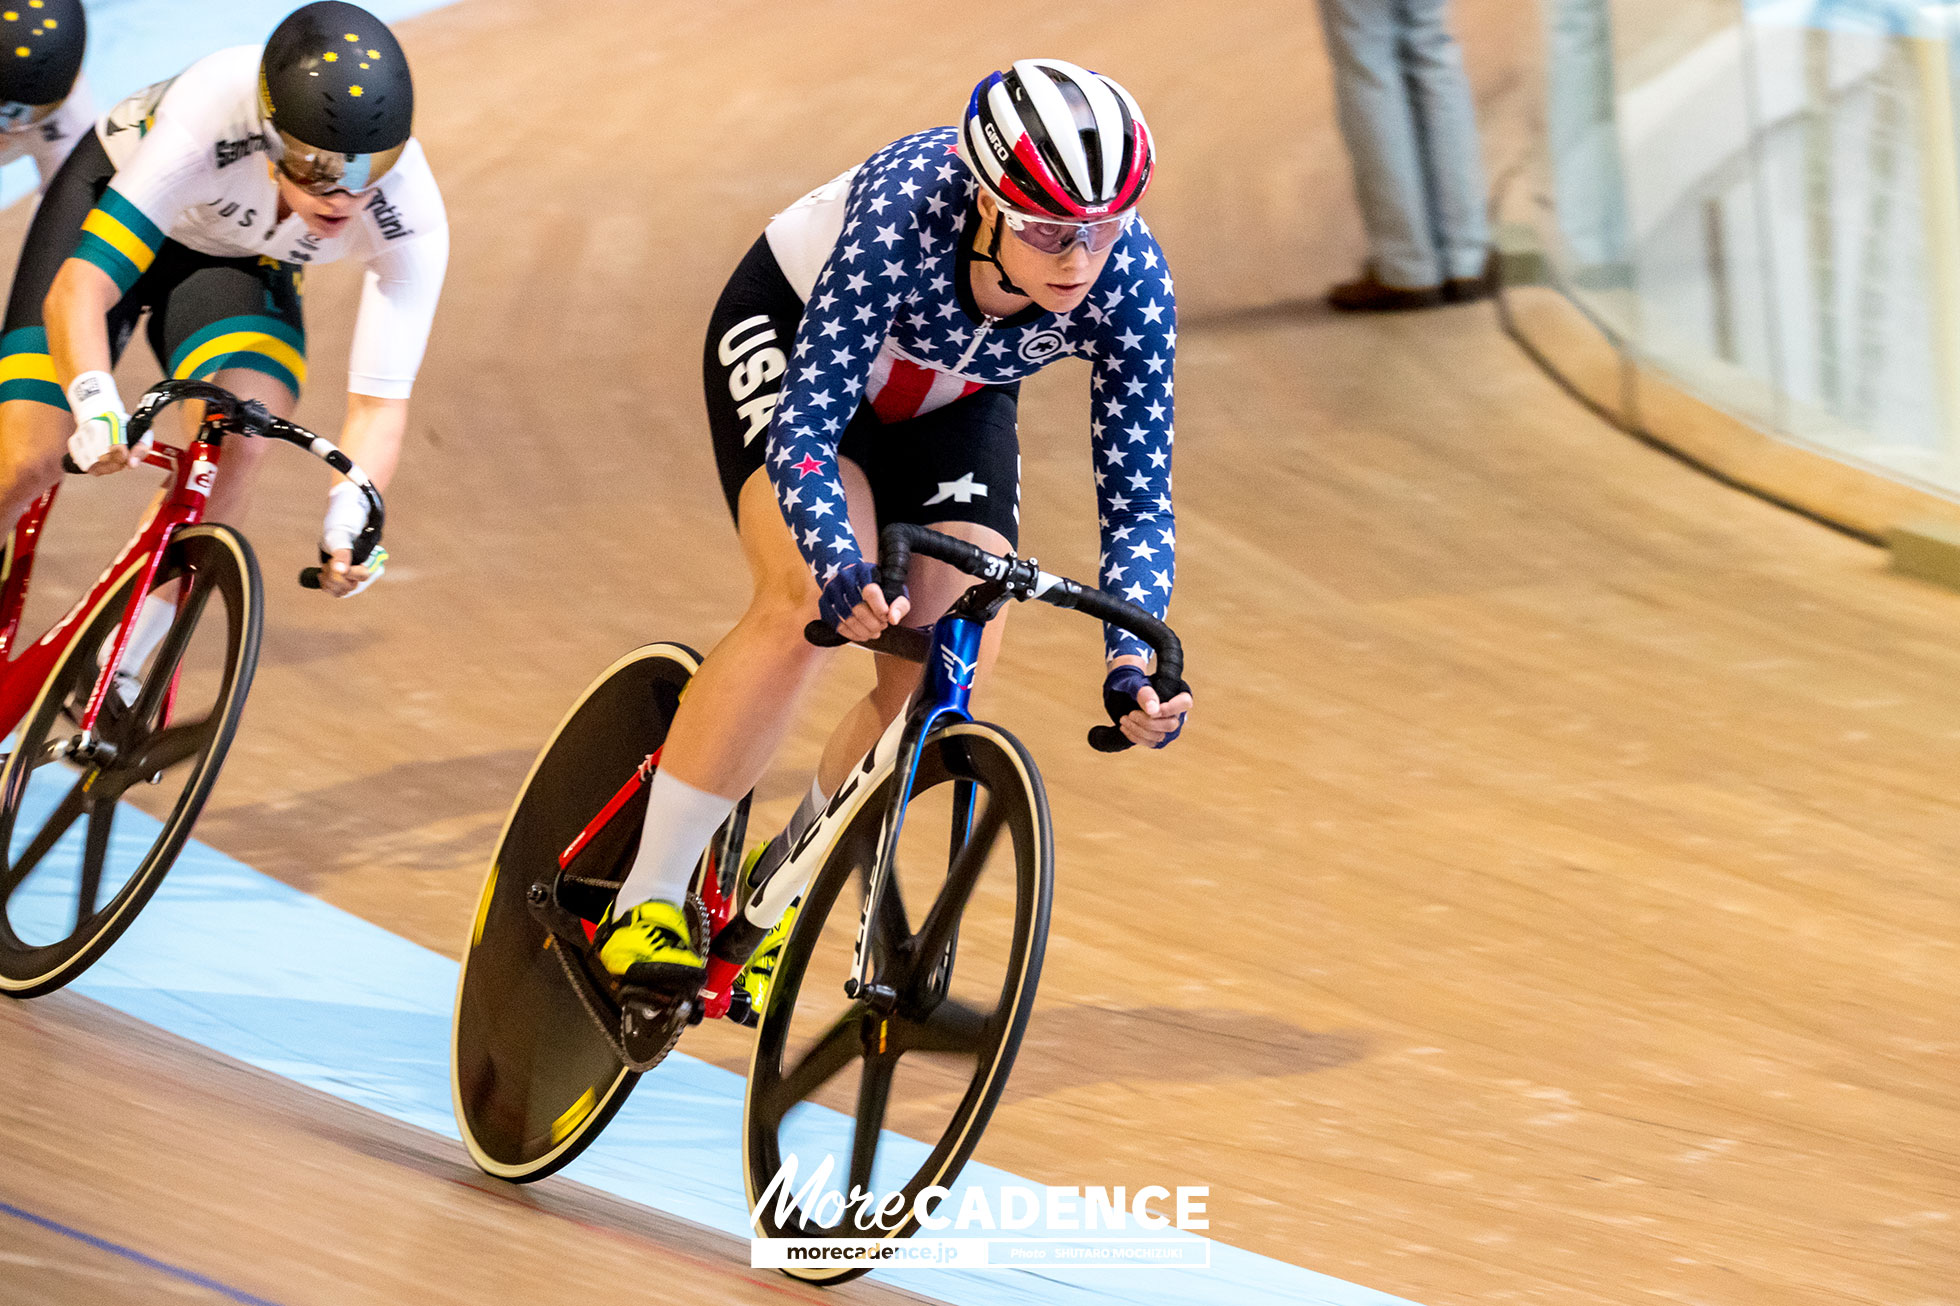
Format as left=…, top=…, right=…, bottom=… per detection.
left=760, top=127, right=1178, bottom=661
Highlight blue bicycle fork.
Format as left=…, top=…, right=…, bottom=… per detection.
left=848, top=611, right=985, bottom=999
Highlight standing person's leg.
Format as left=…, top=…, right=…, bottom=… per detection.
left=1316, top=0, right=1445, bottom=300
left=1398, top=0, right=1492, bottom=291
left=1544, top=0, right=1631, bottom=277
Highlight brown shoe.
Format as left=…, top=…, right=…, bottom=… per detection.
left=1327, top=267, right=1443, bottom=312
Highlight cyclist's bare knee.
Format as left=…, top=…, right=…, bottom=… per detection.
left=869, top=653, right=923, bottom=721
left=184, top=371, right=290, bottom=526
left=733, top=460, right=880, bottom=644
left=902, top=520, right=1013, bottom=625
left=182, top=368, right=296, bottom=435
left=0, top=400, right=70, bottom=523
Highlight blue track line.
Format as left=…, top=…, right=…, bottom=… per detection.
left=12, top=789, right=1421, bottom=1306
left=0, top=1198, right=289, bottom=1306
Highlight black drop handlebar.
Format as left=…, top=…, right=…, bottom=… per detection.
left=804, top=523, right=1187, bottom=753
left=66, top=379, right=385, bottom=590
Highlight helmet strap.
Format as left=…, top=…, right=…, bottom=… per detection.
left=973, top=208, right=1029, bottom=299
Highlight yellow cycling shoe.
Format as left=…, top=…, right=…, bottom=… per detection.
left=596, top=898, right=705, bottom=991
left=734, top=895, right=799, bottom=1021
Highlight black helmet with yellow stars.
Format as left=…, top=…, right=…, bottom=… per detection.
left=260, top=2, right=413, bottom=193
left=0, top=0, right=84, bottom=132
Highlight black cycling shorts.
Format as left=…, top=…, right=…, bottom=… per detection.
left=703, top=234, right=1020, bottom=549
left=0, top=130, right=306, bottom=412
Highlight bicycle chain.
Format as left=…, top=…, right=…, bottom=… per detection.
left=551, top=933, right=634, bottom=1065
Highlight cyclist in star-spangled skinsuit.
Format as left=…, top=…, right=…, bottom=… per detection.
left=593, top=60, right=1193, bottom=1003
left=763, top=123, right=1178, bottom=662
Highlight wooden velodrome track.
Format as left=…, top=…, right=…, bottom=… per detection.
left=2, top=1, right=1955, bottom=1303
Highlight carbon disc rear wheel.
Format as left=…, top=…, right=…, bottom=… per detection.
left=452, top=643, right=702, bottom=1182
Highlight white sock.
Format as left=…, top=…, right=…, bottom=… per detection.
left=615, top=770, right=740, bottom=911
left=99, top=595, right=174, bottom=680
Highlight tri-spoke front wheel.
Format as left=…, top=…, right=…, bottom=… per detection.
left=0, top=525, right=261, bottom=996
left=743, top=721, right=1052, bottom=1284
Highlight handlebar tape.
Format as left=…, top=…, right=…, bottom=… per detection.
left=299, top=539, right=381, bottom=591
left=804, top=620, right=847, bottom=648
left=1087, top=725, right=1129, bottom=753
left=802, top=619, right=931, bottom=662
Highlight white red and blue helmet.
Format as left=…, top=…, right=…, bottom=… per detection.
left=958, top=59, right=1154, bottom=222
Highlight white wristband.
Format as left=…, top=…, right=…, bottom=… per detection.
left=66, top=370, right=127, bottom=428
left=321, top=481, right=368, bottom=554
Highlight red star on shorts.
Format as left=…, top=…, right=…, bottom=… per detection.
left=792, top=454, right=825, bottom=478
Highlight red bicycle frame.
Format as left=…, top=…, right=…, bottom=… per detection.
left=554, top=744, right=749, bottom=1021
left=0, top=426, right=225, bottom=744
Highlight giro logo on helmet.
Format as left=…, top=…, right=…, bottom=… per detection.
left=982, top=121, right=1012, bottom=163
left=957, top=57, right=1155, bottom=224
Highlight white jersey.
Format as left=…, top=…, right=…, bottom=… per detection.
left=0, top=75, right=94, bottom=188
left=764, top=164, right=858, bottom=300
left=92, top=47, right=446, bottom=398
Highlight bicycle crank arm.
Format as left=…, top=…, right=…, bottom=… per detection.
left=524, top=881, right=597, bottom=952
left=619, top=989, right=693, bottom=1069
left=526, top=882, right=701, bottom=1073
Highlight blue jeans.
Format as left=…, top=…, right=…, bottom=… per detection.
left=1317, top=0, right=1490, bottom=286
left=1544, top=0, right=1630, bottom=268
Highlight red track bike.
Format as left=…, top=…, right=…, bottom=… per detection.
left=0, top=377, right=383, bottom=997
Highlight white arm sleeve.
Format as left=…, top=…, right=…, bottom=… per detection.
left=27, top=78, right=95, bottom=190
left=346, top=223, right=448, bottom=399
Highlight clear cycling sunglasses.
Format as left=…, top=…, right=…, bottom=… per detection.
left=999, top=208, right=1134, bottom=255
left=267, top=127, right=404, bottom=196
left=0, top=100, right=61, bottom=133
